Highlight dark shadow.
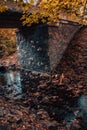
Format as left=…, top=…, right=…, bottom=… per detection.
left=0, top=125, right=11, bottom=130
left=0, top=66, right=7, bottom=73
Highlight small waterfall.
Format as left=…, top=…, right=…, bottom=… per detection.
left=6, top=71, right=14, bottom=85
left=5, top=70, right=22, bottom=99
left=0, top=70, right=22, bottom=99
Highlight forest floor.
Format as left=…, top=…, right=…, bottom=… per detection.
left=0, top=71, right=87, bottom=130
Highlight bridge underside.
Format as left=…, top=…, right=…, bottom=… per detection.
left=0, top=10, right=22, bottom=28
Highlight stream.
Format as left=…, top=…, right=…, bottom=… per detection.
left=0, top=69, right=22, bottom=99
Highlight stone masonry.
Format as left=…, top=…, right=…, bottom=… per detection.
left=16, top=23, right=80, bottom=73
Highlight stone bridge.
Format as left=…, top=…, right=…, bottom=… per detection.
left=0, top=10, right=87, bottom=74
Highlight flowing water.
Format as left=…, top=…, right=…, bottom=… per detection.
left=0, top=70, right=22, bottom=99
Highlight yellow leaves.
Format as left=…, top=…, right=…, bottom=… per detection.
left=0, top=1, right=8, bottom=13
left=21, top=0, right=87, bottom=26
left=68, top=13, right=80, bottom=23
left=0, top=5, right=8, bottom=13
left=79, top=6, right=84, bottom=16
left=22, top=10, right=40, bottom=26
left=0, top=0, right=87, bottom=26
left=41, top=19, right=46, bottom=23
left=0, top=28, right=16, bottom=58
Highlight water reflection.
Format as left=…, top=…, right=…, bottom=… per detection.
left=0, top=70, right=22, bottom=99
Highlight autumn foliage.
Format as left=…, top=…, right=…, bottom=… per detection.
left=21, top=0, right=87, bottom=26
left=0, top=0, right=87, bottom=26
left=0, top=29, right=16, bottom=58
